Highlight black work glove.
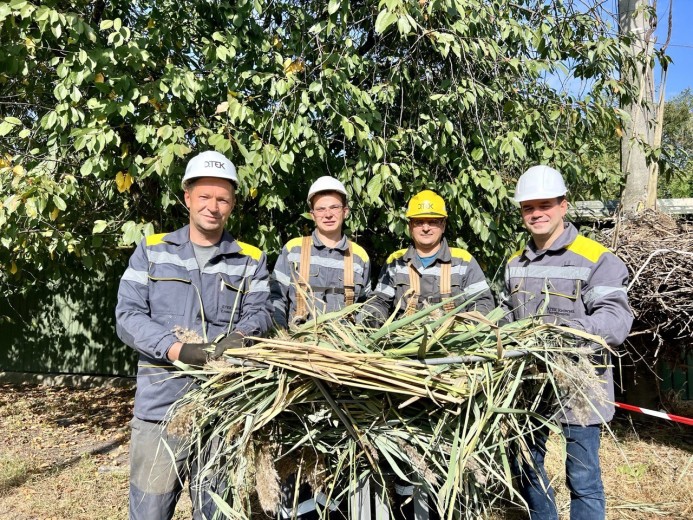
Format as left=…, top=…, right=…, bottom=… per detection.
left=178, top=332, right=246, bottom=366
left=210, top=331, right=246, bottom=359
left=178, top=343, right=210, bottom=366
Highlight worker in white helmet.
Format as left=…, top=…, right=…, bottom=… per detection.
left=269, top=175, right=372, bottom=519
left=116, top=150, right=272, bottom=520
left=270, top=175, right=372, bottom=330
left=501, top=165, right=633, bottom=520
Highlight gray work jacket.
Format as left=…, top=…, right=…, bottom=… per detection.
left=366, top=238, right=495, bottom=321
left=270, top=230, right=371, bottom=328
left=115, top=225, right=272, bottom=421
left=500, top=223, right=633, bottom=425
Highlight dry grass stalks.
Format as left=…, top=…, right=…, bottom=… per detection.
left=165, top=301, right=615, bottom=519
left=254, top=443, right=281, bottom=514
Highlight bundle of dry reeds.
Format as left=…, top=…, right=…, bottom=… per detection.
left=166, top=296, right=608, bottom=519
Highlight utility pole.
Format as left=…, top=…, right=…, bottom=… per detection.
left=618, top=0, right=656, bottom=215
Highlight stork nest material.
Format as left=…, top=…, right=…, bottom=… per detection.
left=165, top=300, right=610, bottom=520
left=598, top=210, right=693, bottom=348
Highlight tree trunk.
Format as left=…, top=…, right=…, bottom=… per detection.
left=619, top=0, right=656, bottom=215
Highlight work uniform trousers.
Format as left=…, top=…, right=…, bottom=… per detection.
left=513, top=424, right=605, bottom=520
left=129, top=417, right=226, bottom=520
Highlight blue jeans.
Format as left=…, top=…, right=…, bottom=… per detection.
left=129, top=417, right=225, bottom=520
left=514, top=424, right=605, bottom=520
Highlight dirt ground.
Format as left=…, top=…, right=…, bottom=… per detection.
left=0, top=382, right=691, bottom=519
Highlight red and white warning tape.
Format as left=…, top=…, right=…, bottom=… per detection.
left=615, top=402, right=693, bottom=426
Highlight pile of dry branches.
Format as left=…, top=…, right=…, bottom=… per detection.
left=600, top=210, right=693, bottom=348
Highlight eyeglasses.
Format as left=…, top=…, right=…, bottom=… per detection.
left=311, top=204, right=345, bottom=216
left=410, top=218, right=445, bottom=227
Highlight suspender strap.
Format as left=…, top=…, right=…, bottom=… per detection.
left=440, top=262, right=455, bottom=313
left=404, top=263, right=420, bottom=316
left=292, top=236, right=312, bottom=323
left=343, top=240, right=355, bottom=306
left=406, top=261, right=454, bottom=315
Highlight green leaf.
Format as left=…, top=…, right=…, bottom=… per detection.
left=0, top=122, right=14, bottom=136
left=92, top=220, right=108, bottom=234
left=471, top=148, right=484, bottom=161
left=374, top=10, right=397, bottom=34
left=122, top=221, right=142, bottom=246
left=208, top=133, right=231, bottom=152
left=80, top=160, right=93, bottom=176
left=0, top=3, right=11, bottom=20
left=9, top=0, right=28, bottom=10
left=366, top=174, right=383, bottom=203
left=327, top=0, right=340, bottom=15
left=341, top=118, right=354, bottom=140
left=52, top=195, right=66, bottom=211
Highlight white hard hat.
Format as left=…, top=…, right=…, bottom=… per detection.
left=306, top=176, right=348, bottom=204
left=514, top=165, right=567, bottom=203
left=182, top=151, right=238, bottom=189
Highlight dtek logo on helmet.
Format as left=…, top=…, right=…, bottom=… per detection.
left=205, top=161, right=226, bottom=170
left=418, top=201, right=434, bottom=210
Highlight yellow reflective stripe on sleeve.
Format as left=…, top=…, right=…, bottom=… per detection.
left=567, top=235, right=609, bottom=264
left=449, top=247, right=472, bottom=262
left=145, top=233, right=167, bottom=247
left=386, top=249, right=408, bottom=264
left=237, top=241, right=263, bottom=261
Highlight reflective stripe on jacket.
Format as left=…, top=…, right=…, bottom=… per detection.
left=115, top=225, right=272, bottom=421
left=500, top=223, right=633, bottom=424
left=270, top=230, right=371, bottom=328
left=366, top=238, right=495, bottom=321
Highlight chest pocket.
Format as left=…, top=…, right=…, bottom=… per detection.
left=289, top=262, right=320, bottom=285
left=450, top=272, right=465, bottom=296
left=508, top=277, right=536, bottom=315
left=148, top=265, right=191, bottom=316
left=391, top=271, right=414, bottom=310
left=310, top=265, right=340, bottom=314
left=542, top=279, right=582, bottom=319
left=290, top=264, right=322, bottom=298
left=217, top=275, right=246, bottom=326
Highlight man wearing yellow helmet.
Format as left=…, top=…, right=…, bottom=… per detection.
left=366, top=189, right=495, bottom=323
left=364, top=189, right=495, bottom=519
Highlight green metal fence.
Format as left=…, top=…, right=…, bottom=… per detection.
left=0, top=264, right=137, bottom=377
left=659, top=352, right=693, bottom=401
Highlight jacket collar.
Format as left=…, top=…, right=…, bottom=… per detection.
left=162, top=225, right=240, bottom=255
left=311, top=229, right=348, bottom=251
left=524, top=222, right=577, bottom=260
left=402, top=237, right=451, bottom=266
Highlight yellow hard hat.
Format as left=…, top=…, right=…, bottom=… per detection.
left=406, top=190, right=448, bottom=218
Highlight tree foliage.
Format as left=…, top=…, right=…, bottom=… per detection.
left=1, top=0, right=643, bottom=293
left=658, top=88, right=693, bottom=198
